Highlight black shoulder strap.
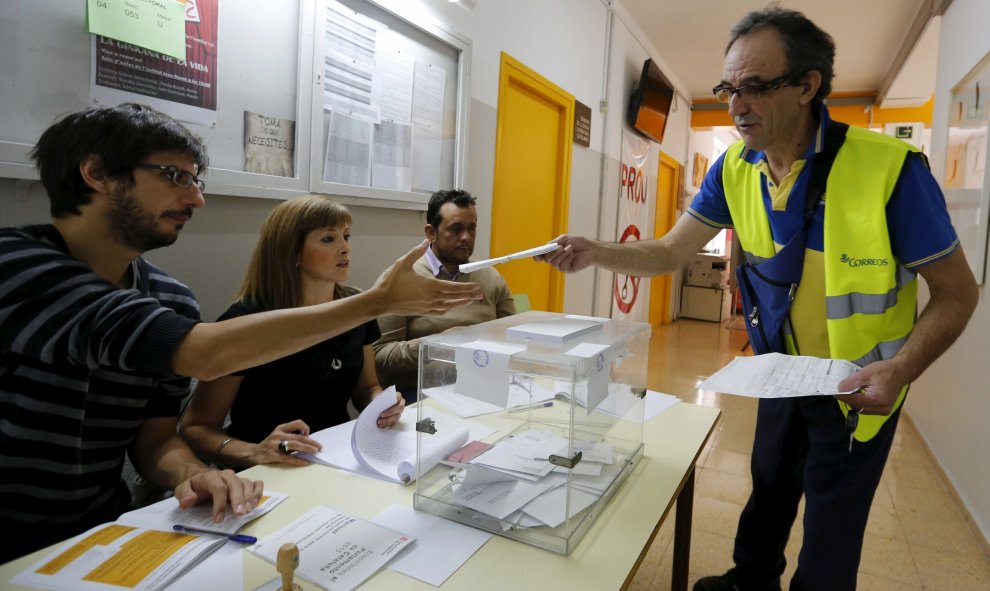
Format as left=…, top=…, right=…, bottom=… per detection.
left=803, top=121, right=849, bottom=222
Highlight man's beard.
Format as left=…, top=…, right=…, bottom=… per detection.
left=437, top=243, right=472, bottom=266
left=107, top=186, right=187, bottom=252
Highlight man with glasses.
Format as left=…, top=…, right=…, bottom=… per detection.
left=0, top=103, right=481, bottom=562
left=538, top=7, right=976, bottom=591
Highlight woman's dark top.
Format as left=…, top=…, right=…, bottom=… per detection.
left=220, top=286, right=381, bottom=443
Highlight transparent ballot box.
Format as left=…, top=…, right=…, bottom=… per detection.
left=413, top=311, right=650, bottom=555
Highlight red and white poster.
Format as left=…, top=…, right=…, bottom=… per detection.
left=612, top=130, right=652, bottom=322
left=91, top=0, right=219, bottom=126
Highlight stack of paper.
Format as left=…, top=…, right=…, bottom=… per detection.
left=13, top=492, right=287, bottom=591
left=505, top=316, right=605, bottom=344
left=297, top=386, right=495, bottom=484
left=698, top=353, right=860, bottom=398
left=448, top=428, right=621, bottom=528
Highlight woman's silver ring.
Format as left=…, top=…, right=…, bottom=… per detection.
left=278, top=440, right=290, bottom=454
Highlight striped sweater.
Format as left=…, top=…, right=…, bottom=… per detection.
left=0, top=225, right=200, bottom=556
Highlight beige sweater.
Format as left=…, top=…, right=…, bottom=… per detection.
left=373, top=256, right=516, bottom=398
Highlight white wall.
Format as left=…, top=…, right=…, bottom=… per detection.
left=412, top=0, right=610, bottom=316
left=586, top=3, right=692, bottom=317
left=914, top=0, right=990, bottom=545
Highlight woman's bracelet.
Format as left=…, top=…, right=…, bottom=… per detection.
left=213, top=437, right=234, bottom=467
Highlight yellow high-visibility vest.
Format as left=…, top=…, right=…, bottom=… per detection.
left=722, top=125, right=919, bottom=441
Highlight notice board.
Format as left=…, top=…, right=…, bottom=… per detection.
left=0, top=0, right=470, bottom=207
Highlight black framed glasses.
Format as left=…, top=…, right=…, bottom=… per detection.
left=712, top=73, right=798, bottom=103
left=135, top=163, right=206, bottom=191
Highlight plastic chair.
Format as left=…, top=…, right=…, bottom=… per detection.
left=512, top=293, right=531, bottom=312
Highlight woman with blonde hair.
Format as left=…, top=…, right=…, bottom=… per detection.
left=179, top=195, right=404, bottom=468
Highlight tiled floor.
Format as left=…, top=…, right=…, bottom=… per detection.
left=630, top=318, right=990, bottom=591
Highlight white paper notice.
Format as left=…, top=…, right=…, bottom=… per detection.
left=370, top=38, right=415, bottom=192
left=411, top=62, right=445, bottom=192
left=565, top=342, right=612, bottom=413
left=371, top=121, right=413, bottom=191
left=454, top=340, right=527, bottom=408
left=375, top=37, right=415, bottom=124
left=324, top=1, right=381, bottom=121
left=412, top=125, right=442, bottom=192
left=699, top=353, right=861, bottom=398
left=243, top=111, right=295, bottom=177
left=249, top=505, right=413, bottom=591
left=412, top=62, right=445, bottom=129
left=325, top=111, right=372, bottom=185
left=371, top=504, right=491, bottom=587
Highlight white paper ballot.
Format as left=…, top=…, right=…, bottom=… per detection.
left=520, top=482, right=600, bottom=528
left=458, top=243, right=560, bottom=273
left=699, top=353, right=861, bottom=398
left=453, top=472, right=564, bottom=520
left=371, top=504, right=491, bottom=587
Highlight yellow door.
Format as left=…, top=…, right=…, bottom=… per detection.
left=491, top=52, right=573, bottom=312
left=649, top=151, right=681, bottom=325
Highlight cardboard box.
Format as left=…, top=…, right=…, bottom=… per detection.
left=680, top=285, right=731, bottom=322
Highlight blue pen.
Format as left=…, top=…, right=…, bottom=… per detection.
left=172, top=524, right=257, bottom=544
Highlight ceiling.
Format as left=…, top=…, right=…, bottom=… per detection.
left=615, top=0, right=942, bottom=108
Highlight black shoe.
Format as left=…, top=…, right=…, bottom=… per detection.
left=693, top=569, right=781, bottom=591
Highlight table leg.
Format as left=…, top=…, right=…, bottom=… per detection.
left=671, top=466, right=695, bottom=591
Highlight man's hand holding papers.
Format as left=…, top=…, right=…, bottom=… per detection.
left=698, top=353, right=861, bottom=399
left=832, top=357, right=907, bottom=415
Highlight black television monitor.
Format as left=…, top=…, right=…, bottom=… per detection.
left=628, top=58, right=674, bottom=144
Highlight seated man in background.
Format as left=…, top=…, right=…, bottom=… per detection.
left=0, top=104, right=480, bottom=562
left=375, top=189, right=516, bottom=403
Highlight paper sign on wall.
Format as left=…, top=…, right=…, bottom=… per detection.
left=87, top=0, right=186, bottom=60
left=244, top=111, right=295, bottom=177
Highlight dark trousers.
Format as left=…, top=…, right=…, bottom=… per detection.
left=731, top=396, right=900, bottom=591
